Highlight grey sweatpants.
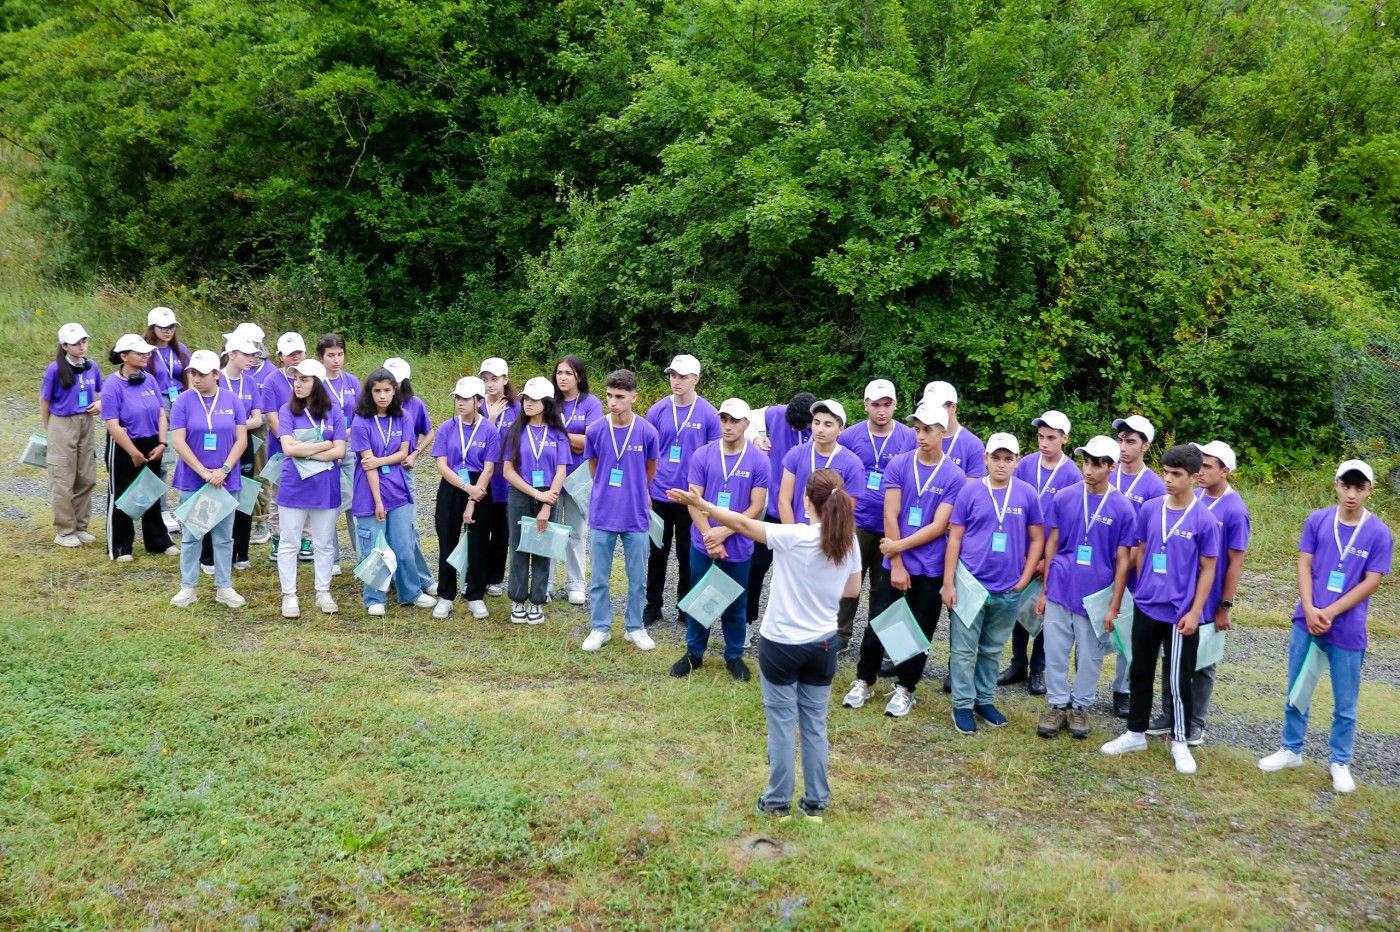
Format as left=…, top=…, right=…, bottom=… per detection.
left=1043, top=600, right=1106, bottom=709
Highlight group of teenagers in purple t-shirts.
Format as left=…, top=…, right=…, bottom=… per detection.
left=38, top=316, right=1394, bottom=798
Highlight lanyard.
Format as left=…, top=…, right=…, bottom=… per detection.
left=671, top=398, right=695, bottom=443
left=526, top=424, right=548, bottom=465
left=610, top=415, right=637, bottom=463
left=456, top=415, right=482, bottom=468
left=373, top=415, right=397, bottom=457
left=493, top=400, right=514, bottom=430
left=1196, top=486, right=1233, bottom=512
left=197, top=388, right=221, bottom=432
left=983, top=477, right=1012, bottom=529
left=1038, top=454, right=1066, bottom=496
left=720, top=441, right=748, bottom=488
left=1115, top=465, right=1147, bottom=498
left=911, top=455, right=946, bottom=498
left=222, top=372, right=244, bottom=403
left=866, top=423, right=895, bottom=468
left=158, top=347, right=177, bottom=376
left=1333, top=508, right=1369, bottom=569
left=809, top=443, right=838, bottom=474
left=326, top=373, right=350, bottom=409
left=1081, top=484, right=1115, bottom=543
left=943, top=425, right=962, bottom=458
left=308, top=413, right=326, bottom=436
left=1159, top=497, right=1198, bottom=550
left=564, top=395, right=580, bottom=427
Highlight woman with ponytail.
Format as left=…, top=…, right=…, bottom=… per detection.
left=667, top=468, right=860, bottom=822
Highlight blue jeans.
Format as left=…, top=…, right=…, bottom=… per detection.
left=949, top=590, right=1020, bottom=710
left=178, top=488, right=233, bottom=589
left=1282, top=624, right=1365, bottom=765
left=686, top=546, right=750, bottom=661
left=355, top=504, right=426, bottom=607
left=589, top=529, right=649, bottom=632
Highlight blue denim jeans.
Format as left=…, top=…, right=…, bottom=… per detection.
left=178, top=488, right=233, bottom=589
left=1282, top=624, right=1365, bottom=765
left=355, top=504, right=426, bottom=607
left=949, top=590, right=1020, bottom=709
left=685, top=545, right=750, bottom=661
left=589, top=529, right=649, bottom=632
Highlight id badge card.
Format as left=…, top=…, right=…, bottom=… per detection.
left=167, top=385, right=179, bottom=402
left=609, top=467, right=624, bottom=487
left=991, top=531, right=1007, bottom=553
left=1327, top=569, right=1346, bottom=593
left=456, top=468, right=472, bottom=485
left=1152, top=551, right=1168, bottom=574
left=78, top=390, right=89, bottom=407
left=668, top=444, right=682, bottom=463
left=866, top=471, right=883, bottom=491
left=907, top=506, right=923, bottom=527
left=203, top=432, right=218, bottom=451
left=531, top=469, right=545, bottom=488
left=1077, top=544, right=1093, bottom=565
left=380, top=464, right=391, bottom=475
left=716, top=491, right=732, bottom=510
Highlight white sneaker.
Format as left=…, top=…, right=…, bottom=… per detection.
left=567, top=590, right=586, bottom=605
left=432, top=598, right=453, bottom=619
left=1330, top=763, right=1356, bottom=793
left=215, top=587, right=246, bottom=609
left=467, top=600, right=489, bottom=619
left=1258, top=748, right=1304, bottom=772
left=510, top=602, right=529, bottom=624
left=200, top=563, right=214, bottom=576
left=331, top=563, right=342, bottom=576
left=116, top=554, right=134, bottom=563
left=842, top=680, right=873, bottom=709
left=282, top=595, right=301, bottom=619
left=54, top=534, right=81, bottom=548
left=368, top=604, right=385, bottom=617
left=163, top=545, right=180, bottom=555
left=315, top=592, right=339, bottom=615
left=163, top=512, right=181, bottom=533
left=75, top=531, right=96, bottom=543
left=582, top=630, right=611, bottom=652
left=884, top=685, right=915, bottom=718
left=412, top=593, right=437, bottom=609
left=249, top=523, right=270, bottom=544
left=486, top=584, right=505, bottom=597
left=743, top=626, right=753, bottom=648
left=624, top=628, right=656, bottom=651
left=526, top=604, right=545, bottom=625
left=233, top=560, right=251, bottom=570
left=170, top=587, right=199, bottom=607
left=1100, top=731, right=1148, bottom=756
left=1170, top=741, right=1197, bottom=775
left=424, top=582, right=438, bottom=597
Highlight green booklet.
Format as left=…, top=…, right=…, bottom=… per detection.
left=173, top=483, right=238, bottom=540
left=869, top=597, right=930, bottom=665
left=236, top=476, right=263, bottom=516
left=562, top=467, right=592, bottom=521
left=1286, top=640, right=1329, bottom=715
left=20, top=432, right=47, bottom=469
left=517, top=517, right=571, bottom=561
left=446, top=526, right=470, bottom=576
left=677, top=564, right=745, bottom=629
left=257, top=451, right=285, bottom=483
left=1083, top=586, right=1134, bottom=640
left=353, top=529, right=397, bottom=591
left=114, top=467, right=168, bottom=519
left=1015, top=578, right=1044, bottom=637
left=951, top=561, right=989, bottom=629
left=649, top=510, right=665, bottom=549
left=1195, top=621, right=1226, bottom=670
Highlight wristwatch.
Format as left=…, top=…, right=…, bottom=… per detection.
left=1219, top=599, right=1234, bottom=609
left=220, top=464, right=232, bottom=474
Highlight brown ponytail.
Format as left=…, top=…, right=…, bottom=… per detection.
left=806, top=468, right=855, bottom=563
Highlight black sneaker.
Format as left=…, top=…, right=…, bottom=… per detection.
left=1145, top=713, right=1174, bottom=736
left=1028, top=671, right=1046, bottom=695
left=726, top=658, right=751, bottom=681
left=795, top=799, right=825, bottom=823
left=997, top=665, right=1028, bottom=686
left=836, top=637, right=850, bottom=654
left=756, top=795, right=791, bottom=820
left=1187, top=726, right=1205, bottom=747
left=942, top=676, right=952, bottom=694
left=670, top=653, right=702, bottom=677
left=642, top=604, right=663, bottom=626
left=879, top=658, right=898, bottom=678
left=1113, top=691, right=1131, bottom=719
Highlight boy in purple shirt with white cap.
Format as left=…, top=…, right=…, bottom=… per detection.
left=942, top=432, right=1044, bottom=734
left=1258, top=460, right=1393, bottom=794
left=745, top=393, right=816, bottom=630
left=1101, top=444, right=1220, bottom=776
left=644, top=354, right=721, bottom=626
left=923, top=381, right=985, bottom=480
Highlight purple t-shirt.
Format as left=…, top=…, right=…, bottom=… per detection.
left=841, top=421, right=916, bottom=533
left=1109, top=465, right=1166, bottom=514
left=1131, top=497, right=1221, bottom=624
left=102, top=373, right=164, bottom=439
left=646, top=394, right=721, bottom=501
left=584, top=414, right=661, bottom=533
left=41, top=360, right=103, bottom=417
left=1292, top=507, right=1394, bottom=651
left=275, top=403, right=344, bottom=510
left=1044, top=485, right=1139, bottom=616
left=1196, top=487, right=1251, bottom=623
left=762, top=405, right=812, bottom=518
left=323, top=372, right=362, bottom=430
left=560, top=393, right=604, bottom=475
left=260, top=370, right=295, bottom=456
left=249, top=359, right=278, bottom=393
left=780, top=443, right=866, bottom=525
left=942, top=426, right=986, bottom=479
left=170, top=388, right=246, bottom=493
left=149, top=342, right=187, bottom=404
left=507, top=423, right=574, bottom=490
left=350, top=414, right=412, bottom=516
left=218, top=371, right=263, bottom=420
left=880, top=451, right=967, bottom=578
left=950, top=477, right=1044, bottom=593
left=1013, top=454, right=1083, bottom=516
left=687, top=440, right=772, bottom=563
left=403, top=395, right=433, bottom=442
left=431, top=415, right=501, bottom=475
left=487, top=400, right=522, bottom=501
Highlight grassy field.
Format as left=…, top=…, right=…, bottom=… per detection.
left=1, top=190, right=1398, bottom=929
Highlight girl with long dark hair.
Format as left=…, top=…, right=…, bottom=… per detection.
left=102, top=334, right=177, bottom=561
left=40, top=323, right=103, bottom=547
left=502, top=378, right=573, bottom=623
left=552, top=354, right=603, bottom=603
left=479, top=357, right=520, bottom=597
left=429, top=377, right=500, bottom=619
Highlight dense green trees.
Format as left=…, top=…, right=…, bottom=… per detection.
left=2, top=1, right=1397, bottom=453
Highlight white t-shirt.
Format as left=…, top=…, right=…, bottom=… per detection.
left=760, top=522, right=862, bottom=644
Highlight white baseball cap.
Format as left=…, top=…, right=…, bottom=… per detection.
left=146, top=306, right=179, bottom=328
left=718, top=398, right=752, bottom=421
left=58, top=322, right=89, bottom=344
left=1032, top=410, right=1071, bottom=435
left=113, top=333, right=155, bottom=355
left=1191, top=440, right=1237, bottom=473
left=1336, top=459, right=1375, bottom=484
left=222, top=323, right=265, bottom=345
left=521, top=376, right=555, bottom=400
left=223, top=337, right=258, bottom=356
left=289, top=358, right=328, bottom=381
left=383, top=357, right=411, bottom=382
left=665, top=354, right=701, bottom=377
left=277, top=332, right=306, bottom=355
left=451, top=376, right=486, bottom=399
left=479, top=357, right=508, bottom=377
left=922, top=380, right=957, bottom=407
left=863, top=378, right=897, bottom=402
left=810, top=399, right=847, bottom=425
left=907, top=401, right=948, bottom=429
left=187, top=350, right=221, bottom=374
left=986, top=432, right=1021, bottom=455
left=1112, top=415, right=1156, bottom=444
left=1073, top=435, right=1120, bottom=463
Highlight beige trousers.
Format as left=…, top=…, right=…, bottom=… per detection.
left=47, top=413, right=96, bottom=535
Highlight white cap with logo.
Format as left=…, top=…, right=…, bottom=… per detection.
left=113, top=333, right=155, bottom=355
left=479, top=357, right=508, bottom=377
left=1336, top=459, right=1375, bottom=484
left=521, top=376, right=555, bottom=400
left=222, top=323, right=265, bottom=345
left=452, top=376, right=486, bottom=399
left=277, top=332, right=306, bottom=355
left=922, top=380, right=957, bottom=408
left=1191, top=440, right=1237, bottom=473
left=289, top=358, right=328, bottom=381
left=1112, top=415, right=1156, bottom=445
left=187, top=350, right=221, bottom=374
left=146, top=306, right=179, bottom=328
left=1073, top=435, right=1120, bottom=463
left=1032, top=410, right=1071, bottom=435
left=383, top=357, right=411, bottom=383
left=986, top=432, right=1021, bottom=456
left=223, top=337, right=258, bottom=356
left=58, top=322, right=90, bottom=345
left=810, top=399, right=848, bottom=425
left=665, top=354, right=701, bottom=377
left=718, top=398, right=752, bottom=421
left=864, top=379, right=897, bottom=402
left=907, top=401, right=948, bottom=429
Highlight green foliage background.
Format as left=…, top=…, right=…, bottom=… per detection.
left=3, top=0, right=1398, bottom=457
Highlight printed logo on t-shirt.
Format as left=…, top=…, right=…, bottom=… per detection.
left=1089, top=514, right=1117, bottom=527
left=1344, top=546, right=1370, bottom=559
left=621, top=443, right=648, bottom=454
left=1169, top=529, right=1195, bottom=541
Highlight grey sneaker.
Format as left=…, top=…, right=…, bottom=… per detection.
left=1187, top=726, right=1205, bottom=747
left=1145, top=713, right=1174, bottom=736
